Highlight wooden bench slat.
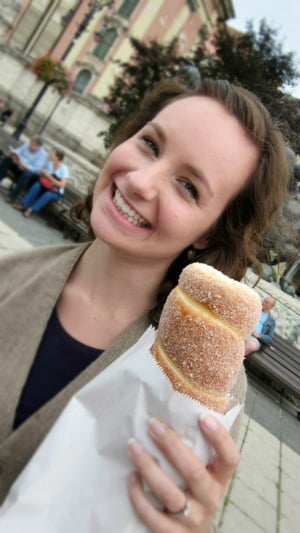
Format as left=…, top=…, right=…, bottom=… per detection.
left=266, top=334, right=300, bottom=360
left=44, top=183, right=90, bottom=242
left=262, top=348, right=300, bottom=373
left=246, top=355, right=300, bottom=393
left=244, top=334, right=300, bottom=419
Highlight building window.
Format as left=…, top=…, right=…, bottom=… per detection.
left=118, top=0, right=139, bottom=19
left=93, top=27, right=118, bottom=60
left=73, top=69, right=92, bottom=94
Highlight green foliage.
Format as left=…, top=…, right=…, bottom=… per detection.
left=194, top=20, right=300, bottom=151
left=201, top=20, right=298, bottom=92
left=101, top=37, right=186, bottom=146
left=101, top=20, right=300, bottom=151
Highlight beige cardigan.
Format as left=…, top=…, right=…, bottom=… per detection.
left=0, top=243, right=247, bottom=503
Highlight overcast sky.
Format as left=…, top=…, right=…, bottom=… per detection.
left=229, top=0, right=300, bottom=98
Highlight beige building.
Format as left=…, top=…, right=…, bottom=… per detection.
left=0, top=0, right=234, bottom=164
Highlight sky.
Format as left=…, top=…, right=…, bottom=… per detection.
left=229, top=0, right=300, bottom=98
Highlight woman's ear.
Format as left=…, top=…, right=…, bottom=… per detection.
left=192, top=234, right=211, bottom=250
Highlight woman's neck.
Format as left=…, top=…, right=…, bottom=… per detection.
left=53, top=160, right=61, bottom=170
left=70, top=239, right=169, bottom=319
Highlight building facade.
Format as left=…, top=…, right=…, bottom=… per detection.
left=0, top=0, right=234, bottom=163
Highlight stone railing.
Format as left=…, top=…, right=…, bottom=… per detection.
left=245, top=270, right=300, bottom=349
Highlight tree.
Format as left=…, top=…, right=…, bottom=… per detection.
left=193, top=19, right=300, bottom=152
left=100, top=37, right=186, bottom=146
left=200, top=20, right=298, bottom=92
left=102, top=20, right=300, bottom=152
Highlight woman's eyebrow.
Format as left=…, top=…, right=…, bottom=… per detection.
left=148, top=121, right=166, bottom=143
left=185, top=164, right=213, bottom=197
left=150, top=121, right=213, bottom=197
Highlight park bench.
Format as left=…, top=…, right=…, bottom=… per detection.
left=0, top=132, right=90, bottom=242
left=44, top=183, right=90, bottom=242
left=244, top=332, right=300, bottom=420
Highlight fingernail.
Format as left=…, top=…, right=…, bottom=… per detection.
left=148, top=417, right=165, bottom=437
left=199, top=413, right=218, bottom=432
left=128, top=438, right=143, bottom=456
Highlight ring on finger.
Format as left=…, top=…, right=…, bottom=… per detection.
left=166, top=495, right=191, bottom=518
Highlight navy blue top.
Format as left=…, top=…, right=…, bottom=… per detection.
left=13, top=309, right=103, bottom=429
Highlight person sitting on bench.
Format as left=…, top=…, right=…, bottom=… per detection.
left=13, top=148, right=69, bottom=218
left=0, top=135, right=47, bottom=201
left=245, top=296, right=276, bottom=355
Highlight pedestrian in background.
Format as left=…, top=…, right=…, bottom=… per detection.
left=13, top=148, right=69, bottom=217
left=0, top=135, right=47, bottom=200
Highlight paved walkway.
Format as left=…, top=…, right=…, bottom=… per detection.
left=0, top=189, right=299, bottom=533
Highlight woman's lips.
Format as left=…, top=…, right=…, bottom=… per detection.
left=112, top=187, right=151, bottom=228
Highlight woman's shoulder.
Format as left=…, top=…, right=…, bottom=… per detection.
left=0, top=243, right=89, bottom=285
left=60, top=163, right=69, bottom=177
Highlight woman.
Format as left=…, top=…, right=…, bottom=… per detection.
left=0, top=79, right=289, bottom=531
left=13, top=148, right=69, bottom=217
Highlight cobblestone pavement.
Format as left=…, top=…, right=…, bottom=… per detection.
left=0, top=183, right=299, bottom=533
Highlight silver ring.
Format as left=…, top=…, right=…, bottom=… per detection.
left=167, top=495, right=191, bottom=518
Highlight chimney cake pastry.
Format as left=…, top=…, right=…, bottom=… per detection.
left=152, top=263, right=261, bottom=413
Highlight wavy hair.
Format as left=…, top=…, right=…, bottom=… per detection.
left=71, top=79, right=290, bottom=326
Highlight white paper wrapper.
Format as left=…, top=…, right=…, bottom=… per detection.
left=0, top=327, right=241, bottom=533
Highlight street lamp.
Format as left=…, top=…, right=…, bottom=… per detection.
left=12, top=0, right=115, bottom=139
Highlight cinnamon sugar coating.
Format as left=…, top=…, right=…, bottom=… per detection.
left=179, top=263, right=261, bottom=336
left=152, top=263, right=261, bottom=413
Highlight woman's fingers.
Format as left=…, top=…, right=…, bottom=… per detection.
left=127, top=437, right=186, bottom=513
left=128, top=472, right=182, bottom=533
left=128, top=473, right=207, bottom=533
left=145, top=416, right=238, bottom=503
left=146, top=417, right=218, bottom=506
left=127, top=415, right=239, bottom=530
left=199, top=414, right=240, bottom=486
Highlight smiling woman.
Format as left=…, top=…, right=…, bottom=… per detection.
left=0, top=78, right=290, bottom=532
left=89, top=95, right=258, bottom=280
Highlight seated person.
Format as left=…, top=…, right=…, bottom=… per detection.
left=0, top=135, right=47, bottom=201
left=13, top=148, right=69, bottom=218
left=245, top=296, right=276, bottom=355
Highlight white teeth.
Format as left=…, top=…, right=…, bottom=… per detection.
left=113, top=189, right=150, bottom=228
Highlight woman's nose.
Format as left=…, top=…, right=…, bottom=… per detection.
left=126, top=164, right=166, bottom=201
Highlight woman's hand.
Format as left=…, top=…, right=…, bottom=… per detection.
left=127, top=415, right=240, bottom=532
left=41, top=170, right=51, bottom=179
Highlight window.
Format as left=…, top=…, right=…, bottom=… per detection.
left=73, top=69, right=92, bottom=94
left=118, top=0, right=139, bottom=19
left=93, top=27, right=118, bottom=60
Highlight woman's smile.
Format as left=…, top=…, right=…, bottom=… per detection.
left=112, top=187, right=151, bottom=228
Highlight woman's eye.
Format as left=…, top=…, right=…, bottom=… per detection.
left=142, top=136, right=159, bottom=156
left=180, top=179, right=199, bottom=200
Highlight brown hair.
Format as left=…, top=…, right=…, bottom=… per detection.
left=72, top=79, right=290, bottom=325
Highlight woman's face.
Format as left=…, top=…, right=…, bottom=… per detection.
left=91, top=96, right=258, bottom=267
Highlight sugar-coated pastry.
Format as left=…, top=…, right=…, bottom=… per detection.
left=152, top=263, right=261, bottom=413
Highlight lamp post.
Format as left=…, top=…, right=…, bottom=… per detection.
left=12, top=0, right=114, bottom=140
left=12, top=83, right=50, bottom=139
